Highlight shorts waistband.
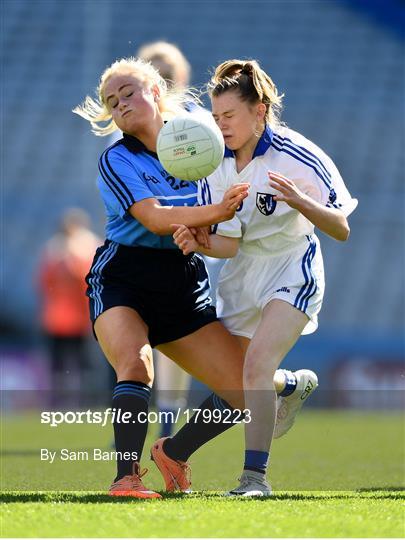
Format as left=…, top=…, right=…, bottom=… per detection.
left=239, top=236, right=313, bottom=257
left=106, top=240, right=194, bottom=260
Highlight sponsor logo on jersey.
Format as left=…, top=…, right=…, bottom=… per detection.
left=256, top=192, right=277, bottom=215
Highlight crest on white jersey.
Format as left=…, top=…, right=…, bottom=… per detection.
left=256, top=192, right=277, bottom=216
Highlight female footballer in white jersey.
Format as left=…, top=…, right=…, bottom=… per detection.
left=173, top=59, right=358, bottom=496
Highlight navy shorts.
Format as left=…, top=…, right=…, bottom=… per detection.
left=85, top=240, right=217, bottom=347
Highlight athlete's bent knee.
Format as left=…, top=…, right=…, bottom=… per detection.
left=115, top=343, right=154, bottom=384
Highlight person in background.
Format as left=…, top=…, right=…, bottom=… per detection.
left=136, top=41, right=191, bottom=91
left=37, top=208, right=101, bottom=396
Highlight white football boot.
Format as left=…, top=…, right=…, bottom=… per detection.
left=274, top=369, right=318, bottom=439
left=227, top=470, right=272, bottom=497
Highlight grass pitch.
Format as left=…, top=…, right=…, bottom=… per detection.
left=1, top=410, right=404, bottom=537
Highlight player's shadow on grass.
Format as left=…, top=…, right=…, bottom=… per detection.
left=0, top=493, right=163, bottom=503
left=0, top=492, right=206, bottom=503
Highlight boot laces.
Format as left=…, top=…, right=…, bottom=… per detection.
left=111, top=463, right=149, bottom=490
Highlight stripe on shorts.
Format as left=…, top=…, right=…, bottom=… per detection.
left=88, top=241, right=119, bottom=319
left=294, top=237, right=317, bottom=312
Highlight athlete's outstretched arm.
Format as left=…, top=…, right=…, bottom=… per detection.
left=268, top=172, right=350, bottom=241
left=173, top=224, right=239, bottom=258
left=130, top=183, right=249, bottom=235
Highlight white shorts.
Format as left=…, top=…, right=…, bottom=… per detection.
left=216, top=235, right=325, bottom=339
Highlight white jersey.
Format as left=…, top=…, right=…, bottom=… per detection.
left=198, top=125, right=358, bottom=257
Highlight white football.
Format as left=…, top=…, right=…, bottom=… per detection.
left=157, top=115, right=225, bottom=181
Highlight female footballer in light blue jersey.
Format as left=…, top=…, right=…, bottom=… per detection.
left=74, top=57, right=251, bottom=498
left=173, top=59, right=358, bottom=496
left=106, top=42, right=223, bottom=440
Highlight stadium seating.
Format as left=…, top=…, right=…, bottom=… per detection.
left=2, top=0, right=404, bottom=351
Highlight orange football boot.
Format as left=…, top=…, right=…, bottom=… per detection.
left=151, top=437, right=191, bottom=492
left=109, top=462, right=162, bottom=499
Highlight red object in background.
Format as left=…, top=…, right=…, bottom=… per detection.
left=38, top=249, right=90, bottom=336
left=36, top=209, right=102, bottom=396
left=37, top=216, right=100, bottom=337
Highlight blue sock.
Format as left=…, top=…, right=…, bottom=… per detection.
left=279, top=370, right=297, bottom=397
left=244, top=450, right=269, bottom=474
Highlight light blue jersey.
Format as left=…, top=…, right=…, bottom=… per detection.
left=98, top=133, right=198, bottom=249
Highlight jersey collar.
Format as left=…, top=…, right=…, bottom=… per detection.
left=224, top=124, right=274, bottom=159
left=122, top=133, right=158, bottom=158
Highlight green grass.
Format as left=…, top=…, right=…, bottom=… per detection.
left=2, top=491, right=404, bottom=538
left=1, top=410, right=404, bottom=537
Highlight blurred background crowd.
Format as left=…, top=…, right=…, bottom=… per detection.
left=1, top=0, right=404, bottom=410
